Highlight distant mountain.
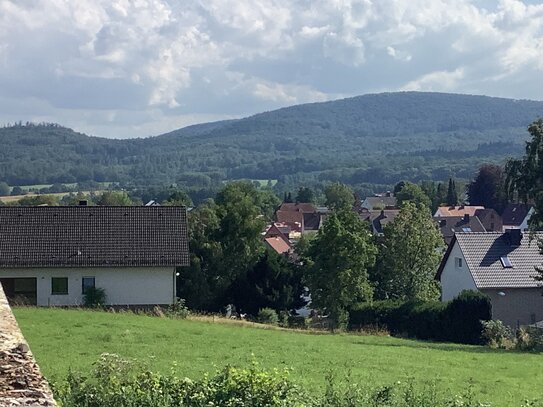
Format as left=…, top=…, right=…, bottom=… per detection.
left=1, top=92, right=542, bottom=195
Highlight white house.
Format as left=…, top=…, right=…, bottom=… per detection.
left=0, top=206, right=189, bottom=306
left=501, top=203, right=534, bottom=232
left=437, top=230, right=543, bottom=328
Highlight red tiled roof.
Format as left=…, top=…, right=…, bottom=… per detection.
left=264, top=237, right=291, bottom=255
left=434, top=206, right=485, bottom=217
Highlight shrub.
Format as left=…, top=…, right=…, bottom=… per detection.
left=348, top=290, right=492, bottom=344
left=287, top=315, right=309, bottom=329
left=83, top=287, right=107, bottom=308
left=481, top=320, right=513, bottom=349
left=516, top=327, right=543, bottom=351
left=257, top=307, right=279, bottom=325
left=166, top=298, right=190, bottom=319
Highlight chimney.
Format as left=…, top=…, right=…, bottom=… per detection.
left=439, top=219, right=447, bottom=227
left=505, top=228, right=522, bottom=246
left=79, top=200, right=88, bottom=206
left=463, top=214, right=469, bottom=222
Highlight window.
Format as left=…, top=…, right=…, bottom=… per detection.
left=82, top=277, right=95, bottom=294
left=462, top=227, right=472, bottom=232
left=500, top=256, right=513, bottom=268
left=455, top=257, right=463, bottom=268
left=51, top=277, right=68, bottom=295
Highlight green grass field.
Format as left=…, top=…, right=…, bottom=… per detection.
left=13, top=308, right=543, bottom=406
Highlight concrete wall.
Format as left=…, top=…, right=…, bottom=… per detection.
left=440, top=242, right=477, bottom=301
left=483, top=288, right=543, bottom=328
left=0, top=267, right=176, bottom=306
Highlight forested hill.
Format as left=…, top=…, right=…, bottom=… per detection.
left=1, top=92, right=542, bottom=194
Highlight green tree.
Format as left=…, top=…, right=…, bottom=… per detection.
left=162, top=189, right=193, bottom=207
left=0, top=182, right=9, bottom=196
left=17, top=195, right=60, bottom=206
left=395, top=181, right=431, bottom=209
left=372, top=202, right=444, bottom=301
left=97, top=191, right=133, bottom=206
left=11, top=186, right=23, bottom=196
left=324, top=183, right=354, bottom=211
left=295, top=187, right=315, bottom=203
left=506, top=119, right=543, bottom=228
left=227, top=251, right=306, bottom=316
left=446, top=178, right=458, bottom=206
left=304, top=209, right=377, bottom=328
left=467, top=164, right=507, bottom=212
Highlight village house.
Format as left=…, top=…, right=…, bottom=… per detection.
left=359, top=208, right=400, bottom=235
left=434, top=214, right=486, bottom=245
left=274, top=202, right=323, bottom=236
left=0, top=206, right=189, bottom=306
left=263, top=223, right=293, bottom=256
left=437, top=230, right=543, bottom=328
left=433, top=205, right=485, bottom=217
left=502, top=203, right=534, bottom=232
left=361, top=192, right=397, bottom=210
left=473, top=208, right=502, bottom=232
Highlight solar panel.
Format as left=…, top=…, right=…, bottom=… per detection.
left=500, top=256, right=513, bottom=268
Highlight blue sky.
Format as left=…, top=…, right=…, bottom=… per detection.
left=1, top=0, right=543, bottom=138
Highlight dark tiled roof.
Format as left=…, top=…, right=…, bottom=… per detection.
left=278, top=203, right=316, bottom=213
left=502, top=203, right=533, bottom=226
left=360, top=209, right=400, bottom=234
left=437, top=231, right=543, bottom=288
left=363, top=196, right=397, bottom=209
left=0, top=206, right=189, bottom=268
left=303, top=212, right=321, bottom=231
left=434, top=215, right=486, bottom=244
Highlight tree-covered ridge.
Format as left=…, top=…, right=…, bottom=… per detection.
left=1, top=92, right=541, bottom=190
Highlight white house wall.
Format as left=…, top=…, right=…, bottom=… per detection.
left=0, top=267, right=175, bottom=306
left=440, top=242, right=477, bottom=301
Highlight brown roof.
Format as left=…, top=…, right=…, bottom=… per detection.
left=0, top=206, right=189, bottom=268
left=275, top=210, right=304, bottom=226
left=437, top=231, right=543, bottom=288
left=264, top=224, right=291, bottom=245
left=360, top=209, right=400, bottom=234
left=434, top=206, right=485, bottom=217
left=264, top=237, right=291, bottom=255
left=434, top=215, right=486, bottom=245
left=502, top=203, right=533, bottom=226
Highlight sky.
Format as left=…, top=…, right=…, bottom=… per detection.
left=1, top=0, right=543, bottom=139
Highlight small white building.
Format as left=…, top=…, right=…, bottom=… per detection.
left=437, top=230, right=543, bottom=328
left=0, top=206, right=189, bottom=306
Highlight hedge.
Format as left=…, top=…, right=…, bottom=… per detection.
left=348, top=290, right=492, bottom=344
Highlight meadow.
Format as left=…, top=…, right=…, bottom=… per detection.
left=13, top=307, right=543, bottom=406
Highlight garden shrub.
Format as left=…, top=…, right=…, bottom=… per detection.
left=166, top=298, right=190, bottom=319
left=481, top=320, right=513, bottom=349
left=348, top=290, right=491, bottom=344
left=83, top=287, right=107, bottom=308
left=287, top=315, right=308, bottom=329
left=257, top=307, right=279, bottom=325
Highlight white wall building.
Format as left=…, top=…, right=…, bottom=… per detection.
left=0, top=206, right=189, bottom=306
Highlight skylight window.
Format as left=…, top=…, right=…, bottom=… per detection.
left=500, top=256, right=513, bottom=268
left=462, top=227, right=472, bottom=232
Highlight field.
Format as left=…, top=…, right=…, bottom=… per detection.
left=0, top=191, right=103, bottom=203
left=13, top=308, right=543, bottom=406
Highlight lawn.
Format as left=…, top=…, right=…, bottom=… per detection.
left=13, top=308, right=543, bottom=406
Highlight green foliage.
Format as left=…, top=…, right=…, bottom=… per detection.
left=97, top=191, right=134, bottom=206
left=442, top=290, right=492, bottom=345
left=227, top=251, right=306, bottom=316
left=446, top=178, right=459, bottom=206
left=166, top=299, right=190, bottom=319
left=349, top=290, right=492, bottom=344
left=482, top=320, right=513, bottom=349
left=83, top=287, right=107, bottom=308
left=257, top=308, right=280, bottom=325
left=162, top=189, right=193, bottom=207
left=295, top=187, right=315, bottom=203
left=15, top=194, right=60, bottom=206
left=305, top=209, right=377, bottom=328
left=0, top=181, right=9, bottom=196
left=395, top=181, right=432, bottom=209
left=324, top=183, right=355, bottom=211
left=372, top=202, right=444, bottom=301
left=467, top=164, right=507, bottom=212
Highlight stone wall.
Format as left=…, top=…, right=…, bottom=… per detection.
left=0, top=285, right=57, bottom=406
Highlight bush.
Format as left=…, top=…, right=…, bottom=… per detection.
left=257, top=307, right=279, bottom=325
left=516, top=327, right=543, bottom=351
left=348, top=290, right=492, bottom=344
left=55, top=354, right=497, bottom=407
left=287, top=315, right=309, bottom=329
left=166, top=298, right=190, bottom=319
left=482, top=320, right=513, bottom=349
left=83, top=287, right=107, bottom=308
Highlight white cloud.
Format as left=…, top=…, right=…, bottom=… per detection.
left=0, top=0, right=543, bottom=137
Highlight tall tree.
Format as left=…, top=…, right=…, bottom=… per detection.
left=295, top=187, right=315, bottom=203
left=446, top=178, right=458, bottom=206
left=227, top=251, right=306, bottom=316
left=467, top=164, right=507, bottom=212
left=0, top=182, right=9, bottom=197
left=304, top=209, right=377, bottom=328
left=162, top=189, right=193, bottom=207
left=97, top=191, right=134, bottom=206
left=324, top=183, right=355, bottom=211
left=395, top=182, right=431, bottom=209
left=372, top=202, right=444, bottom=301
left=506, top=119, right=543, bottom=228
